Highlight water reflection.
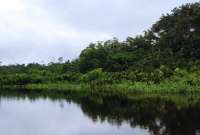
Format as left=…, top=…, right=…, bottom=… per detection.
left=78, top=95, right=200, bottom=135
left=0, top=90, right=200, bottom=135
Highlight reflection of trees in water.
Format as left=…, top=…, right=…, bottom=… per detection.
left=77, top=95, right=200, bottom=135
left=0, top=90, right=200, bottom=135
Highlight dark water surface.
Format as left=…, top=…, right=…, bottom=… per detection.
left=0, top=90, right=200, bottom=135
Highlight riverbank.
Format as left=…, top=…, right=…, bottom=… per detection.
left=2, top=79, right=200, bottom=95
left=23, top=80, right=200, bottom=94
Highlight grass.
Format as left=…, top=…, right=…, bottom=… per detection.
left=127, top=81, right=200, bottom=94
left=7, top=79, right=197, bottom=95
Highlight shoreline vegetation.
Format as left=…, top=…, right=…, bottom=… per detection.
left=0, top=3, right=200, bottom=95
left=2, top=77, right=200, bottom=95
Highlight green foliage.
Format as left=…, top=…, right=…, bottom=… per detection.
left=82, top=68, right=106, bottom=82
left=0, top=2, right=200, bottom=94
left=79, top=43, right=108, bottom=73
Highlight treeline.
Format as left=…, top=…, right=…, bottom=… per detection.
left=0, top=2, right=200, bottom=86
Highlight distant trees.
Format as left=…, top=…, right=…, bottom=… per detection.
left=0, top=2, right=199, bottom=85
left=79, top=43, right=108, bottom=73
left=77, top=2, right=200, bottom=73
left=152, top=3, right=200, bottom=58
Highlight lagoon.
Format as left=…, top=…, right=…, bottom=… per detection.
left=0, top=90, right=199, bottom=135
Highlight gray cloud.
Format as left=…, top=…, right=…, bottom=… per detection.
left=0, top=0, right=198, bottom=64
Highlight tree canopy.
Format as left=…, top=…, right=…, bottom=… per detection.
left=0, top=2, right=200, bottom=86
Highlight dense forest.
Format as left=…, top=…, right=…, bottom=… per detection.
left=0, top=3, right=200, bottom=93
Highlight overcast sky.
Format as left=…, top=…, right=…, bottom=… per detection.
left=0, top=0, right=198, bottom=64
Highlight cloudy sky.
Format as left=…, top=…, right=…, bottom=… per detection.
left=0, top=0, right=198, bottom=64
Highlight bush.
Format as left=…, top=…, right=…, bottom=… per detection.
left=83, top=68, right=107, bottom=83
